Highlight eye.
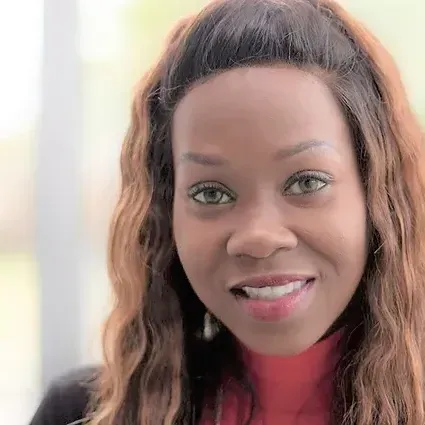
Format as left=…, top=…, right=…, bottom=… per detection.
left=188, top=182, right=235, bottom=205
left=284, top=171, right=331, bottom=195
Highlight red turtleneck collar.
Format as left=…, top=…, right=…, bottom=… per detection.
left=201, top=331, right=342, bottom=425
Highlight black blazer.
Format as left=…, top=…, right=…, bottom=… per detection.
left=29, top=367, right=97, bottom=425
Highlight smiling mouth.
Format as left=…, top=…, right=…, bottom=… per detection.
left=231, top=278, right=315, bottom=301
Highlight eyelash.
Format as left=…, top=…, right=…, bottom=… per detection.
left=187, top=171, right=332, bottom=205
left=283, top=170, right=332, bottom=196
left=188, top=181, right=235, bottom=205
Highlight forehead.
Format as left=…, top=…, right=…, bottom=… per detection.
left=172, top=66, right=352, bottom=160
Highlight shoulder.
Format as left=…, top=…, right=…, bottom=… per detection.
left=29, top=366, right=99, bottom=425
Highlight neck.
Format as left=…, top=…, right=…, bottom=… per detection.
left=240, top=330, right=343, bottom=414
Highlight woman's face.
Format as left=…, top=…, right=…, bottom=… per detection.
left=172, top=66, right=368, bottom=356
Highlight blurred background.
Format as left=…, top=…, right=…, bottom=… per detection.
left=0, top=0, right=423, bottom=424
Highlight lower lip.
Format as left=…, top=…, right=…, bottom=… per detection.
left=235, top=280, right=315, bottom=322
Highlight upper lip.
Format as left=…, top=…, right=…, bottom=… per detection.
left=229, top=274, right=316, bottom=290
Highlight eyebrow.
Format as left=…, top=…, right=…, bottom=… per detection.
left=275, top=139, right=335, bottom=159
left=178, top=139, right=335, bottom=167
left=178, top=151, right=228, bottom=166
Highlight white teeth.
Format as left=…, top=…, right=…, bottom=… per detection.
left=241, top=280, right=307, bottom=300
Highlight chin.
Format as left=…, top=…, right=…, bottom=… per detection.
left=238, top=332, right=321, bottom=357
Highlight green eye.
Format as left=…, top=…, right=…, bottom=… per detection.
left=285, top=171, right=331, bottom=195
left=188, top=182, right=235, bottom=205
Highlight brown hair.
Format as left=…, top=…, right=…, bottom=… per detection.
left=88, top=1, right=425, bottom=424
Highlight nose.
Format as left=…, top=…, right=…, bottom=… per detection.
left=226, top=206, right=298, bottom=259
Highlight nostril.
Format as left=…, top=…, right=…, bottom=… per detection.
left=226, top=228, right=298, bottom=259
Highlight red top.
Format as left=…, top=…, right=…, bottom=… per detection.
left=201, top=331, right=341, bottom=425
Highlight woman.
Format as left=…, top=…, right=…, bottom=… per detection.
left=30, top=0, right=425, bottom=424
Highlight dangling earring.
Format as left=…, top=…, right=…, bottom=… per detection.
left=203, top=311, right=220, bottom=341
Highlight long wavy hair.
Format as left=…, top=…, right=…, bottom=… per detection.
left=88, top=1, right=425, bottom=424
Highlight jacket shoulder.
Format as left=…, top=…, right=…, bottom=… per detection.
left=29, top=366, right=99, bottom=425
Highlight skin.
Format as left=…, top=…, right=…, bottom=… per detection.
left=172, top=66, right=368, bottom=356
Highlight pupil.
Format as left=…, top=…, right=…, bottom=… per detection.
left=205, top=190, right=218, bottom=200
left=303, top=179, right=315, bottom=189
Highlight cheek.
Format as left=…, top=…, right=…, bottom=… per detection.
left=173, top=201, right=225, bottom=292
left=303, top=193, right=368, bottom=282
